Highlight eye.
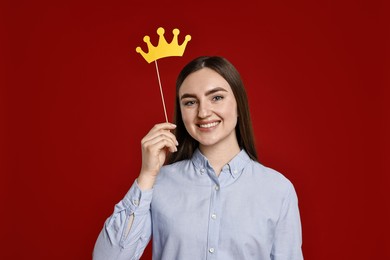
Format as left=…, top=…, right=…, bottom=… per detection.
left=212, top=95, right=224, bottom=101
left=182, top=100, right=197, bottom=106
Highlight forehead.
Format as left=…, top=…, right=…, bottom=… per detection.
left=179, top=68, right=233, bottom=95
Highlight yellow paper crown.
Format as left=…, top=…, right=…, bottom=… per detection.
left=136, top=27, right=191, bottom=63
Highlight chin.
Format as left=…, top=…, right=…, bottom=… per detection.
left=196, top=137, right=220, bottom=147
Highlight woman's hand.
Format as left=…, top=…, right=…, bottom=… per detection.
left=137, top=123, right=178, bottom=190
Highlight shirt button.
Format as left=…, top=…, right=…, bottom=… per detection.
left=211, top=214, right=217, bottom=220
left=233, top=169, right=238, bottom=174
left=215, top=185, right=220, bottom=191
left=200, top=168, right=205, bottom=174
left=132, top=199, right=139, bottom=206
left=209, top=248, right=215, bottom=253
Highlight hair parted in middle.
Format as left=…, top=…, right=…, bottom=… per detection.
left=167, top=56, right=258, bottom=164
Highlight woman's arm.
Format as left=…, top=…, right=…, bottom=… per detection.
left=93, top=181, right=153, bottom=260
left=93, top=123, right=178, bottom=260
left=271, top=183, right=304, bottom=260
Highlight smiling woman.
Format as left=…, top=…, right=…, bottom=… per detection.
left=178, top=68, right=240, bottom=167
left=170, top=57, right=258, bottom=166
left=93, top=56, right=303, bottom=260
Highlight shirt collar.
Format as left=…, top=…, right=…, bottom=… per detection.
left=191, top=148, right=251, bottom=179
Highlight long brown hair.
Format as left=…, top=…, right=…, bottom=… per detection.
left=167, top=56, right=258, bottom=163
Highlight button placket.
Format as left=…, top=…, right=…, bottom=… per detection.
left=206, top=180, right=221, bottom=259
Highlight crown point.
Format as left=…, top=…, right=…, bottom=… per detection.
left=185, top=35, right=191, bottom=41
left=157, top=27, right=165, bottom=35
left=173, top=28, right=180, bottom=35
left=143, top=35, right=150, bottom=43
left=135, top=47, right=142, bottom=53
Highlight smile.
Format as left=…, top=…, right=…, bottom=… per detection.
left=198, top=121, right=220, bottom=129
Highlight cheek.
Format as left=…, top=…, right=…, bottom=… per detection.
left=180, top=108, right=193, bottom=128
left=232, top=101, right=238, bottom=117
left=221, top=100, right=238, bottom=118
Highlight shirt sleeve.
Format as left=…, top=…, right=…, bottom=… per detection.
left=271, top=183, right=304, bottom=260
left=93, top=180, right=153, bottom=260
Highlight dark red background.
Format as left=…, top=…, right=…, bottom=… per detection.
left=2, top=0, right=389, bottom=259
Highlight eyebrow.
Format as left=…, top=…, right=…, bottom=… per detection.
left=180, top=87, right=228, bottom=100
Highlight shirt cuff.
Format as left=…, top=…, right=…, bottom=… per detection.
left=122, top=180, right=153, bottom=215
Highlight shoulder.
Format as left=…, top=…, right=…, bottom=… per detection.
left=160, top=159, right=191, bottom=174
left=155, top=159, right=192, bottom=182
left=246, top=160, right=295, bottom=194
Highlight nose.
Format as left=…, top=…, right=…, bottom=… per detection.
left=197, top=101, right=211, bottom=119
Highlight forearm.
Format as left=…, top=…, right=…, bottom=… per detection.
left=93, top=180, right=153, bottom=260
left=137, top=171, right=158, bottom=191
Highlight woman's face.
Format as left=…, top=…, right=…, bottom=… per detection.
left=179, top=68, right=239, bottom=150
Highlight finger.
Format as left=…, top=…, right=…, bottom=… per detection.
left=143, top=137, right=177, bottom=154
left=142, top=122, right=175, bottom=139
left=150, top=122, right=177, bottom=132
left=143, top=133, right=177, bottom=151
left=142, top=129, right=178, bottom=146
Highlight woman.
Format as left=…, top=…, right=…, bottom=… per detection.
left=93, top=56, right=303, bottom=260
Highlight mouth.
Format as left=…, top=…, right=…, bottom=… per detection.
left=197, top=121, right=220, bottom=129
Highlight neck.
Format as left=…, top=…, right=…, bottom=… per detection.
left=199, top=141, right=240, bottom=176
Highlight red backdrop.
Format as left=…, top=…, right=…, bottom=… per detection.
left=2, top=0, right=389, bottom=259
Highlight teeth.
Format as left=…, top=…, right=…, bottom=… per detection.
left=199, top=122, right=219, bottom=128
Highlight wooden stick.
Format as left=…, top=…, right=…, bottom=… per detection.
left=154, top=60, right=168, bottom=122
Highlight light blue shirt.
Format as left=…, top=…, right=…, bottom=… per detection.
left=93, top=149, right=303, bottom=260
